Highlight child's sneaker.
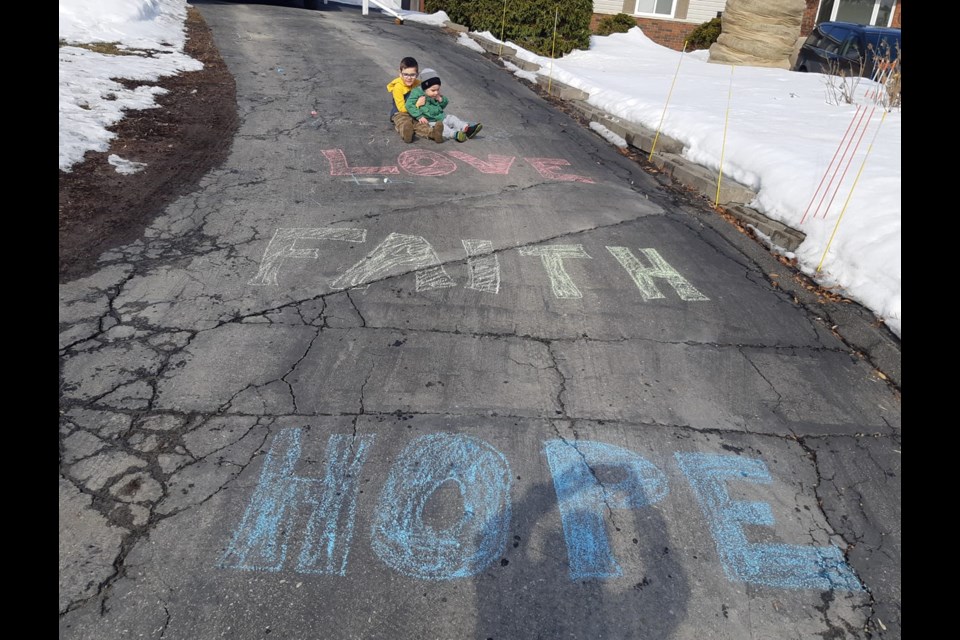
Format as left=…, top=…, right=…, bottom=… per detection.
left=454, top=131, right=467, bottom=143
left=430, top=122, right=444, bottom=143
left=464, top=123, right=483, bottom=139
left=400, top=119, right=414, bottom=143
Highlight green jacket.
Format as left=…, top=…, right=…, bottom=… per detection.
left=405, top=86, right=450, bottom=122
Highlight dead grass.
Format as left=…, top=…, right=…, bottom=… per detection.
left=59, top=39, right=157, bottom=57
left=822, top=43, right=900, bottom=110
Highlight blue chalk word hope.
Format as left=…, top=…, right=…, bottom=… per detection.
left=220, top=429, right=861, bottom=591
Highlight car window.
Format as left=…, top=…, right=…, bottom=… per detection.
left=818, top=23, right=840, bottom=40
left=841, top=34, right=863, bottom=60
left=822, top=25, right=850, bottom=54
left=805, top=26, right=826, bottom=48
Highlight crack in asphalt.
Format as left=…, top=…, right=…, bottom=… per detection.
left=738, top=347, right=785, bottom=416
left=130, top=264, right=853, bottom=354
left=181, top=415, right=263, bottom=463
left=795, top=434, right=882, bottom=635
left=61, top=325, right=204, bottom=429
left=344, top=289, right=368, bottom=328
left=64, top=398, right=904, bottom=443
left=549, top=420, right=623, bottom=530
left=279, top=326, right=324, bottom=414
left=161, top=419, right=274, bottom=519
left=158, top=603, right=172, bottom=639
left=59, top=269, right=138, bottom=353
left=58, top=472, right=131, bottom=618
left=215, top=381, right=262, bottom=415
left=85, top=419, right=275, bottom=620
left=546, top=342, right=567, bottom=419
left=813, top=589, right=865, bottom=639
left=353, top=368, right=374, bottom=442
left=262, top=318, right=850, bottom=353
left=506, top=354, right=549, bottom=371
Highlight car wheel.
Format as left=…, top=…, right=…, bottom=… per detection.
left=304, top=0, right=321, bottom=9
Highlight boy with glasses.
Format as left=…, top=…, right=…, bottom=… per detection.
left=387, top=57, right=435, bottom=143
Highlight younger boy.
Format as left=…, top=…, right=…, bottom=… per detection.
left=386, top=57, right=433, bottom=143
left=404, top=71, right=482, bottom=143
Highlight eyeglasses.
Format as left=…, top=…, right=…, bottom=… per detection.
left=401, top=73, right=418, bottom=78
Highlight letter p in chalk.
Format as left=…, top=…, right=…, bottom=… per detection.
left=545, top=440, right=668, bottom=579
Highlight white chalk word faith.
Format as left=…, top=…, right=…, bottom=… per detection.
left=321, top=149, right=595, bottom=183
left=248, top=229, right=709, bottom=303
left=220, top=429, right=862, bottom=591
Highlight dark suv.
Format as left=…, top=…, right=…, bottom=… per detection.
left=794, top=22, right=900, bottom=80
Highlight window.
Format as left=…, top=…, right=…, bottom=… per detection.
left=816, top=0, right=836, bottom=24
left=816, top=0, right=898, bottom=27
left=874, top=0, right=896, bottom=27
left=835, top=0, right=875, bottom=25
left=634, top=0, right=676, bottom=18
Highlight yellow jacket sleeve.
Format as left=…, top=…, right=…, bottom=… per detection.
left=387, top=77, right=420, bottom=113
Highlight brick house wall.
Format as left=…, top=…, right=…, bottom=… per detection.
left=589, top=13, right=698, bottom=50
left=800, top=0, right=819, bottom=34
left=628, top=17, right=699, bottom=50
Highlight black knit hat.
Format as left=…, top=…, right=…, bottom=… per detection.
left=420, top=69, right=441, bottom=90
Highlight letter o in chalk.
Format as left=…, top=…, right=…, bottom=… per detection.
left=398, top=150, right=457, bottom=176
left=371, top=433, right=512, bottom=580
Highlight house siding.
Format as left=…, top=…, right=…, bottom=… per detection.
left=686, top=0, right=726, bottom=23
left=594, top=0, right=625, bottom=14
left=594, top=0, right=721, bottom=21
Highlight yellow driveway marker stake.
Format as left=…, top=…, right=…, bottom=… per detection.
left=648, top=41, right=687, bottom=162
left=498, top=0, right=508, bottom=57
left=547, top=6, right=559, bottom=95
left=714, top=65, right=734, bottom=209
